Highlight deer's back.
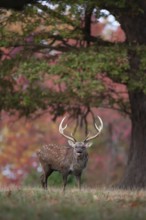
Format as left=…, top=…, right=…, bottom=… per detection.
left=37, top=144, right=73, bottom=171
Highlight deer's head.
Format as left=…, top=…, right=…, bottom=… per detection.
left=59, top=116, right=103, bottom=158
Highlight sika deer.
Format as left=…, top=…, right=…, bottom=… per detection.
left=37, top=116, right=103, bottom=191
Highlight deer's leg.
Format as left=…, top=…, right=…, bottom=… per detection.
left=40, top=166, right=53, bottom=190
left=75, top=173, right=82, bottom=190
left=40, top=174, right=46, bottom=189
left=62, top=173, right=68, bottom=192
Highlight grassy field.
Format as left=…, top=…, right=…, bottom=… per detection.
left=0, top=186, right=146, bottom=220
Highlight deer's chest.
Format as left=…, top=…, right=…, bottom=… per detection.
left=69, top=155, right=88, bottom=174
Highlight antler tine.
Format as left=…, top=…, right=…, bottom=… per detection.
left=83, top=132, right=90, bottom=142
left=95, top=116, right=103, bottom=132
left=59, top=117, right=76, bottom=142
left=84, top=116, right=103, bottom=142
left=70, top=133, right=77, bottom=142
left=59, top=117, right=67, bottom=132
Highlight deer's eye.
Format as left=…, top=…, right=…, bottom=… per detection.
left=81, top=146, right=85, bottom=149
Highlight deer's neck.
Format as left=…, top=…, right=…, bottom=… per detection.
left=69, top=152, right=88, bottom=172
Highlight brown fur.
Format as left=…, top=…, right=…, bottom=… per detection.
left=37, top=116, right=103, bottom=191
left=37, top=143, right=89, bottom=191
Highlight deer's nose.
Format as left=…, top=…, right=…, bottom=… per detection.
left=77, top=150, right=82, bottom=154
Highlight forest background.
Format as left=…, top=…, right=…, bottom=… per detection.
left=0, top=0, right=146, bottom=190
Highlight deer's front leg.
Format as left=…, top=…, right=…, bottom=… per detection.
left=75, top=173, right=82, bottom=190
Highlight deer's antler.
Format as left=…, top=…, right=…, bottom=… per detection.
left=83, top=116, right=103, bottom=142
left=59, top=117, right=76, bottom=142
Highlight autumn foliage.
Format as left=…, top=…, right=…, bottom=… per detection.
left=0, top=109, right=130, bottom=187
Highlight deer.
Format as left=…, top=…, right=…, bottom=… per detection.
left=37, top=116, right=103, bottom=191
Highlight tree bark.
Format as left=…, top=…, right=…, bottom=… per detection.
left=119, top=90, right=146, bottom=189
left=84, top=3, right=95, bottom=46
left=0, top=0, right=36, bottom=10
left=118, top=46, right=146, bottom=189
left=115, top=1, right=146, bottom=189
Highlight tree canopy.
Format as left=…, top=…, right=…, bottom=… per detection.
left=1, top=0, right=146, bottom=188
left=0, top=0, right=141, bottom=117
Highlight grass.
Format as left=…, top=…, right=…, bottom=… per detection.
left=0, top=186, right=146, bottom=220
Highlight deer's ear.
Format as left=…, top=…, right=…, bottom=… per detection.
left=68, top=140, right=75, bottom=148
left=85, top=142, right=93, bottom=148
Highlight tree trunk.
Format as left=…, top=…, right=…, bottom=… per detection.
left=0, top=0, right=35, bottom=10
left=119, top=91, right=146, bottom=189
left=84, top=3, right=95, bottom=46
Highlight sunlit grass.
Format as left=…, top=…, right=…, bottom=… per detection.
left=0, top=186, right=146, bottom=220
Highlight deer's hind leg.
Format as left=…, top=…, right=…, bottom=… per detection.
left=40, top=164, right=53, bottom=190
left=62, top=173, right=69, bottom=192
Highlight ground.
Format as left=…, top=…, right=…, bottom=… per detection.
left=0, top=186, right=146, bottom=220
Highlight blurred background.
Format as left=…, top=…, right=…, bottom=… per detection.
left=0, top=2, right=132, bottom=188
left=0, top=109, right=130, bottom=188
